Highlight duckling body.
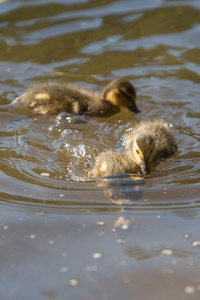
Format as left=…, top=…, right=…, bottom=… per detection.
left=125, top=120, right=177, bottom=174
left=12, top=78, right=140, bottom=116
left=92, top=150, right=139, bottom=178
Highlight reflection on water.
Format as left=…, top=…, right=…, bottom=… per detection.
left=0, top=0, right=200, bottom=299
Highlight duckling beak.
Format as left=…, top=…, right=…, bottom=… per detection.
left=140, top=159, right=150, bottom=175
left=128, top=102, right=141, bottom=113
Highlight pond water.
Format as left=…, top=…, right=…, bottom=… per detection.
left=0, top=0, right=200, bottom=299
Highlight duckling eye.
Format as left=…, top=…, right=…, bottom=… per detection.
left=136, top=149, right=139, bottom=154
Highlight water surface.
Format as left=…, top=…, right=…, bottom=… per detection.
left=0, top=0, right=200, bottom=299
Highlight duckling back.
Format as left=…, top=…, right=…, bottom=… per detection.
left=92, top=150, right=139, bottom=178
left=12, top=83, right=95, bottom=115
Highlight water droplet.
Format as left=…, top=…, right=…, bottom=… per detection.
left=96, top=221, right=105, bottom=226
left=40, top=172, right=50, bottom=177
left=161, top=249, right=174, bottom=255
left=192, top=241, right=200, bottom=247
left=116, top=238, right=125, bottom=244
left=184, top=286, right=195, bottom=294
left=184, top=233, right=191, bottom=239
left=68, top=278, right=81, bottom=286
left=93, top=252, right=103, bottom=259
left=121, top=223, right=129, bottom=230
left=30, top=235, right=36, bottom=239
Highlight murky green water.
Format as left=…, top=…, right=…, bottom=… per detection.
left=0, top=0, right=200, bottom=299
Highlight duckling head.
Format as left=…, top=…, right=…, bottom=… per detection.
left=132, top=134, right=156, bottom=175
left=101, top=78, right=140, bottom=113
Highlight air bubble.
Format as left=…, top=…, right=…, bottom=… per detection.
left=48, top=124, right=61, bottom=133
left=56, top=113, right=73, bottom=124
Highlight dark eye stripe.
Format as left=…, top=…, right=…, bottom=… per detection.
left=120, top=90, right=134, bottom=102
left=127, top=86, right=136, bottom=97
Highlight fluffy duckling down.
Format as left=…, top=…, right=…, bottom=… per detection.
left=12, top=78, right=140, bottom=116
left=125, top=120, right=178, bottom=175
left=92, top=150, right=140, bottom=178
left=92, top=120, right=177, bottom=178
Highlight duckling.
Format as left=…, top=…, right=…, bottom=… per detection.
left=125, top=120, right=178, bottom=175
left=92, top=150, right=140, bottom=178
left=12, top=78, right=140, bottom=116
